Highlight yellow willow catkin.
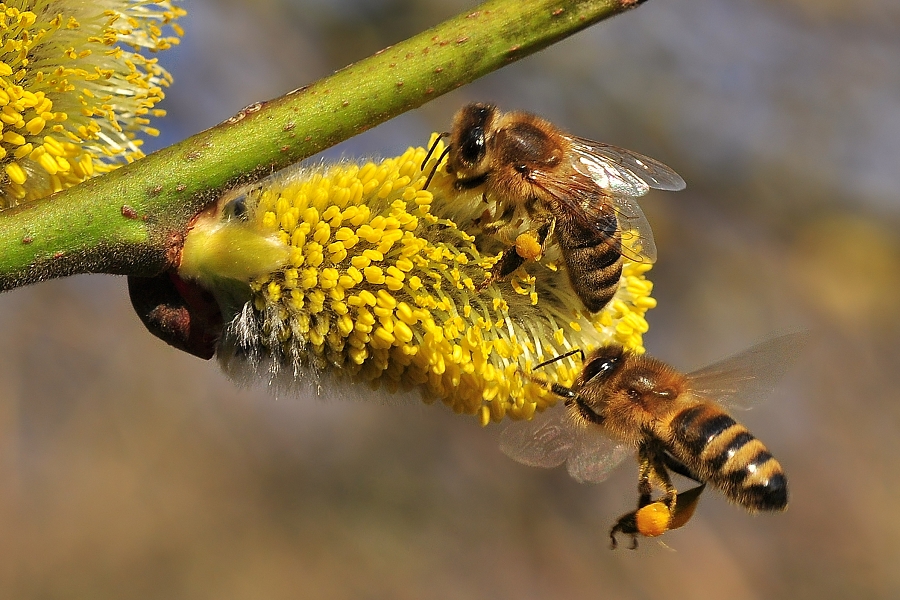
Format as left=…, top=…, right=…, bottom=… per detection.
left=0, top=1, right=185, bottom=207
left=180, top=137, right=657, bottom=425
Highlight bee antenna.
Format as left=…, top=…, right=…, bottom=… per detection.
left=533, top=348, right=584, bottom=371
left=421, top=132, right=449, bottom=171
left=422, top=144, right=452, bottom=191
left=423, top=146, right=451, bottom=190
left=519, top=367, right=580, bottom=403
left=520, top=349, right=583, bottom=401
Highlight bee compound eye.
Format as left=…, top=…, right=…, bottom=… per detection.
left=459, top=126, right=486, bottom=166
left=581, top=356, right=620, bottom=383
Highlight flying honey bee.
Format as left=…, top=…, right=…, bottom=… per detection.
left=423, top=103, right=686, bottom=313
left=499, top=332, right=806, bottom=548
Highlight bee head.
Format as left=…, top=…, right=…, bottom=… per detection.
left=577, top=344, right=626, bottom=389
left=447, top=102, right=498, bottom=177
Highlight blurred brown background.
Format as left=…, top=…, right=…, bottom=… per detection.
left=1, top=0, right=899, bottom=597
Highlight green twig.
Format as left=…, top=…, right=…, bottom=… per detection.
left=0, top=0, right=644, bottom=292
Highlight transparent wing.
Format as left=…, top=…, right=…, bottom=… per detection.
left=527, top=170, right=657, bottom=264
left=687, top=331, right=810, bottom=410
left=565, top=429, right=631, bottom=484
left=567, top=137, right=687, bottom=196
left=500, top=402, right=631, bottom=483
left=605, top=194, right=657, bottom=263
left=499, top=404, right=579, bottom=468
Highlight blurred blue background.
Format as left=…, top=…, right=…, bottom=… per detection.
left=1, top=0, right=899, bottom=597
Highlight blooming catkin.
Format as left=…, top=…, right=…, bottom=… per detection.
left=180, top=137, right=657, bottom=425
left=0, top=0, right=185, bottom=207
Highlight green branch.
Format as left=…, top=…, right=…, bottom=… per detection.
left=0, top=0, right=645, bottom=292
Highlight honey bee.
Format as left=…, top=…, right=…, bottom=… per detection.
left=499, top=333, right=806, bottom=548
left=423, top=103, right=685, bottom=313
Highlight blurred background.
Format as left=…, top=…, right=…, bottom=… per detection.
left=1, top=0, right=899, bottom=597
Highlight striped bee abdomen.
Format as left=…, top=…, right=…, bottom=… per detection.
left=556, top=209, right=623, bottom=314
left=669, top=403, right=788, bottom=512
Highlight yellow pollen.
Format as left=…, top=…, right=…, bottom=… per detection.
left=0, top=1, right=185, bottom=207
left=197, top=136, right=658, bottom=424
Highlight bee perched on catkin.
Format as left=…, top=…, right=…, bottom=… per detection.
left=423, top=103, right=685, bottom=314
left=175, top=137, right=659, bottom=425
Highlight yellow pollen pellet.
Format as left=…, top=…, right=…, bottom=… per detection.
left=635, top=503, right=671, bottom=538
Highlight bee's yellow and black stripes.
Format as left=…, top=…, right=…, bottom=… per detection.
left=669, top=403, right=787, bottom=511
left=556, top=207, right=623, bottom=314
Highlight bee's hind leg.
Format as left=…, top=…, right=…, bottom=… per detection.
left=609, top=440, right=678, bottom=550
left=609, top=511, right=641, bottom=550
left=478, top=222, right=552, bottom=291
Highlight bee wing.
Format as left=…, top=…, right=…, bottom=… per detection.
left=605, top=193, right=657, bottom=264
left=565, top=430, right=631, bottom=484
left=567, top=137, right=687, bottom=196
left=687, top=332, right=809, bottom=410
left=499, top=404, right=578, bottom=469
left=528, top=170, right=658, bottom=264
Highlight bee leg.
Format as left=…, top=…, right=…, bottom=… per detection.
left=609, top=511, right=641, bottom=550
left=478, top=222, right=553, bottom=292
left=659, top=453, right=706, bottom=531
left=538, top=218, right=555, bottom=254
left=608, top=441, right=661, bottom=550
left=610, top=446, right=708, bottom=548
left=641, top=439, right=677, bottom=511
left=477, top=247, right=527, bottom=292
